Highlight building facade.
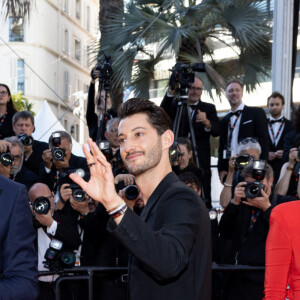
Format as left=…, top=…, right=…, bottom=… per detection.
left=0, top=0, right=99, bottom=142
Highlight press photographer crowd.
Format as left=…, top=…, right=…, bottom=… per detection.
left=1, top=59, right=300, bottom=300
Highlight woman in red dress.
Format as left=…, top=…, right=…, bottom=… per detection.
left=264, top=200, right=300, bottom=299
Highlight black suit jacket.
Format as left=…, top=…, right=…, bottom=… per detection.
left=218, top=105, right=269, bottom=172
left=0, top=176, right=38, bottom=300
left=267, top=117, right=293, bottom=181
left=24, top=139, right=49, bottom=176
left=107, top=172, right=212, bottom=300
left=161, top=95, right=221, bottom=169
left=13, top=164, right=40, bottom=191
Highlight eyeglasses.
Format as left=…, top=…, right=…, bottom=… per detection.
left=240, top=137, right=258, bottom=145
left=0, top=91, right=8, bottom=96
left=189, top=87, right=203, bottom=92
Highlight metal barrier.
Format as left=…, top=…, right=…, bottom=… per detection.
left=38, top=264, right=265, bottom=300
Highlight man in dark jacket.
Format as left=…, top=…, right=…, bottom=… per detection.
left=71, top=98, right=212, bottom=300
left=161, top=76, right=221, bottom=207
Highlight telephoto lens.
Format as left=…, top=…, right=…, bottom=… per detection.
left=69, top=184, right=86, bottom=202
left=32, top=196, right=51, bottom=214
left=18, top=133, right=33, bottom=146
left=0, top=152, right=13, bottom=166
left=244, top=182, right=265, bottom=199
left=125, top=185, right=140, bottom=200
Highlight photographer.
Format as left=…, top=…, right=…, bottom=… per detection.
left=40, top=131, right=88, bottom=193
left=218, top=161, right=295, bottom=300
left=275, top=133, right=300, bottom=198
left=220, top=137, right=261, bottom=208
left=12, top=111, right=48, bottom=176
left=161, top=74, right=221, bottom=208
left=86, top=67, right=117, bottom=142
left=28, top=183, right=81, bottom=300
left=5, top=136, right=39, bottom=190
left=0, top=139, right=12, bottom=178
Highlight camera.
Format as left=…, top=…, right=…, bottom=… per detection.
left=44, top=239, right=76, bottom=272
left=58, top=168, right=88, bottom=202
left=18, top=133, right=33, bottom=146
left=244, top=181, right=265, bottom=199
left=31, top=196, right=51, bottom=214
left=235, top=154, right=253, bottom=170
left=124, top=185, right=140, bottom=200
left=69, top=184, right=86, bottom=202
left=0, top=152, right=13, bottom=166
left=95, top=54, right=113, bottom=91
left=170, top=62, right=206, bottom=90
left=51, top=132, right=65, bottom=161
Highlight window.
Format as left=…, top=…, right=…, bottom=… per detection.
left=75, top=124, right=79, bottom=141
left=64, top=119, right=68, bottom=131
left=64, top=71, right=69, bottom=100
left=84, top=45, right=91, bottom=66
left=62, top=0, right=69, bottom=13
left=75, top=76, right=81, bottom=91
left=84, top=5, right=90, bottom=31
left=17, top=59, right=25, bottom=93
left=75, top=39, right=81, bottom=61
left=76, top=0, right=81, bottom=19
left=9, top=17, right=24, bottom=42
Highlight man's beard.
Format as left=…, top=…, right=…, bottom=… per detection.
left=10, top=164, right=22, bottom=175
left=123, top=139, right=162, bottom=176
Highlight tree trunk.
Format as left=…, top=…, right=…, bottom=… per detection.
left=99, top=0, right=124, bottom=108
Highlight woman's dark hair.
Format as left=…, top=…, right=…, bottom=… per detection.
left=175, top=137, right=194, bottom=165
left=0, top=84, right=17, bottom=112
left=118, top=98, right=172, bottom=135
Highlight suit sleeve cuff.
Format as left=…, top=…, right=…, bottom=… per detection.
left=47, top=220, right=58, bottom=236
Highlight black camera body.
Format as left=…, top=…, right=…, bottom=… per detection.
left=32, top=196, right=51, bottom=214
left=170, top=62, right=206, bottom=90
left=235, top=154, right=253, bottom=170
left=0, top=152, right=13, bottom=166
left=58, top=168, right=88, bottom=202
left=244, top=181, right=265, bottom=199
left=95, top=55, right=113, bottom=91
left=51, top=132, right=65, bottom=161
left=18, top=133, right=33, bottom=146
left=44, top=239, right=76, bottom=272
left=69, top=184, right=86, bottom=202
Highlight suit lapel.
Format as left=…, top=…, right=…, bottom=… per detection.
left=140, top=172, right=177, bottom=222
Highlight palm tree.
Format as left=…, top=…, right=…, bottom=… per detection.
left=1, top=0, right=32, bottom=20
left=99, top=0, right=272, bottom=99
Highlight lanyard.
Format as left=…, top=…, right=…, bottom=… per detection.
left=227, top=112, right=241, bottom=150
left=268, top=119, right=285, bottom=147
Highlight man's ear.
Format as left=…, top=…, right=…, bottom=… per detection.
left=162, top=129, right=174, bottom=150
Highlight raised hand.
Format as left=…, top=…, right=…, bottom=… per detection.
left=69, top=139, right=124, bottom=211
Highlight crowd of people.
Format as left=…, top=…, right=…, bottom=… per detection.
left=0, top=68, right=300, bottom=300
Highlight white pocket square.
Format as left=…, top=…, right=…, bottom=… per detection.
left=243, top=120, right=252, bottom=125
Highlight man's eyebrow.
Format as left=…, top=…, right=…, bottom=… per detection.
left=118, top=126, right=147, bottom=137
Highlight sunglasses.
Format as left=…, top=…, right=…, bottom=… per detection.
left=240, top=137, right=258, bottom=145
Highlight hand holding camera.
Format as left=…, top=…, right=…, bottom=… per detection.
left=288, top=148, right=300, bottom=168
left=31, top=196, right=53, bottom=227
left=70, top=195, right=89, bottom=216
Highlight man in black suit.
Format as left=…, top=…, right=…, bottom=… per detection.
left=0, top=174, right=39, bottom=300
left=71, top=98, right=212, bottom=300
left=4, top=136, right=39, bottom=190
left=161, top=76, right=221, bottom=207
left=267, top=92, right=293, bottom=183
left=218, top=80, right=269, bottom=183
left=40, top=130, right=88, bottom=193
left=28, top=183, right=81, bottom=300
left=12, top=111, right=48, bottom=176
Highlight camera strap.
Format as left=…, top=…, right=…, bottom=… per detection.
left=248, top=209, right=261, bottom=232
left=227, top=111, right=242, bottom=150
left=268, top=118, right=285, bottom=147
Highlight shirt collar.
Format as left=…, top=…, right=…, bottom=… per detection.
left=229, top=103, right=245, bottom=114
left=269, top=115, right=283, bottom=121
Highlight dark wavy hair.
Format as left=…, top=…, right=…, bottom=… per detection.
left=0, top=84, right=17, bottom=112
left=118, top=98, right=172, bottom=135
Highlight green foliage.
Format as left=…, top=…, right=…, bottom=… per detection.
left=99, top=0, right=273, bottom=99
left=11, top=92, right=35, bottom=115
